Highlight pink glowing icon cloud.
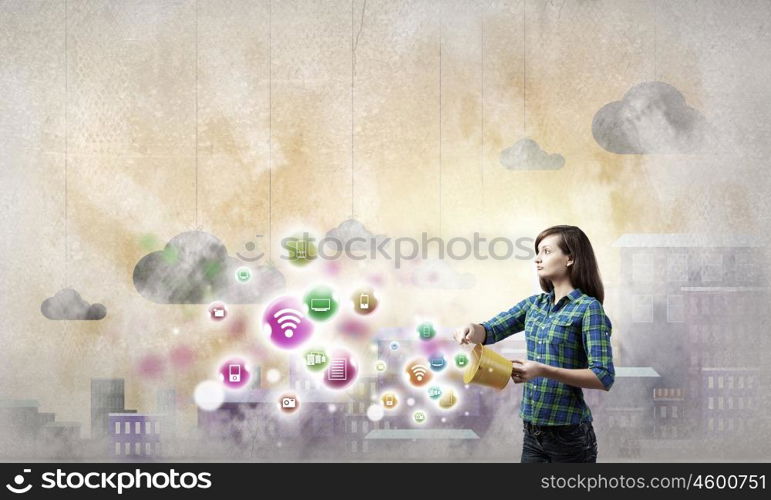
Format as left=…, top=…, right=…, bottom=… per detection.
left=263, top=296, right=314, bottom=349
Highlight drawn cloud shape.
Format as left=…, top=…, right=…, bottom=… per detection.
left=592, top=81, right=708, bottom=154
left=325, top=219, right=390, bottom=252
left=133, top=231, right=285, bottom=304
left=500, top=138, right=565, bottom=170
left=411, top=259, right=476, bottom=289
left=41, top=288, right=106, bottom=320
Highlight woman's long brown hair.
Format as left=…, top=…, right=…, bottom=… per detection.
left=535, top=225, right=605, bottom=304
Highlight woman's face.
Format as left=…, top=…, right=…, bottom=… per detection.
left=535, top=234, right=573, bottom=281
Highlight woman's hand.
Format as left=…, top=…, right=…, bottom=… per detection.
left=510, top=359, right=548, bottom=383
left=453, top=323, right=486, bottom=345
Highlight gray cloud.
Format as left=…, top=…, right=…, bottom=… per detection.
left=133, top=231, right=284, bottom=304
left=592, top=81, right=708, bottom=154
left=500, top=138, right=565, bottom=170
left=41, top=288, right=106, bottom=320
left=325, top=218, right=390, bottom=252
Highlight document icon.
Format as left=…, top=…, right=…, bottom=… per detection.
left=328, top=357, right=348, bottom=381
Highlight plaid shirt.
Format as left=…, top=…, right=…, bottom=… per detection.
left=481, top=288, right=615, bottom=425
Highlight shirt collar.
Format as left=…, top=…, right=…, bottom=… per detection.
left=547, top=287, right=583, bottom=304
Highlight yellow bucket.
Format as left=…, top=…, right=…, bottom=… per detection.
left=463, top=344, right=513, bottom=390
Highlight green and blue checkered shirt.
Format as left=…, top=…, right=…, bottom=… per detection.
left=481, top=288, right=615, bottom=425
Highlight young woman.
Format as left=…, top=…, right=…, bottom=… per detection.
left=453, top=225, right=615, bottom=463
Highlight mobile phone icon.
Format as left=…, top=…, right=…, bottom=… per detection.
left=229, top=364, right=241, bottom=383
left=359, top=293, right=369, bottom=309
left=296, top=240, right=307, bottom=259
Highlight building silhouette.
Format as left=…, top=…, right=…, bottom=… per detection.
left=91, top=378, right=128, bottom=440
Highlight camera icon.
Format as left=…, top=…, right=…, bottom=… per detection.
left=279, top=394, right=299, bottom=413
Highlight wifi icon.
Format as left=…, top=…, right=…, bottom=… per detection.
left=263, top=296, right=314, bottom=349
left=274, top=308, right=303, bottom=338
left=412, top=365, right=428, bottom=381
left=406, top=359, right=432, bottom=387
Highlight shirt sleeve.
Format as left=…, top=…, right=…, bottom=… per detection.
left=581, top=300, right=615, bottom=391
left=480, top=295, right=535, bottom=345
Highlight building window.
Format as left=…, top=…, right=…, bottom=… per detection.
left=115, top=422, right=120, bottom=435
left=701, top=254, right=723, bottom=282
left=735, top=255, right=753, bottom=282
left=135, top=422, right=141, bottom=434
left=667, top=253, right=688, bottom=282
left=155, top=442, right=161, bottom=455
left=660, top=406, right=667, bottom=418
left=633, top=253, right=654, bottom=283
left=145, top=422, right=151, bottom=434
left=632, top=295, right=653, bottom=323
left=135, top=442, right=141, bottom=455
left=667, top=295, right=684, bottom=323
left=125, top=422, right=131, bottom=434
left=155, top=421, right=161, bottom=434
left=145, top=442, right=152, bottom=455
left=124, top=442, right=131, bottom=455
left=672, top=406, right=678, bottom=418
left=708, top=376, right=714, bottom=389
left=115, top=442, right=121, bottom=456
left=351, top=420, right=357, bottom=433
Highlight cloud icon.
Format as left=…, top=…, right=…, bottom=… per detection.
left=41, top=288, right=106, bottom=320
left=133, top=231, right=285, bottom=304
left=325, top=219, right=390, bottom=252
left=592, top=81, right=708, bottom=154
left=500, top=138, right=565, bottom=170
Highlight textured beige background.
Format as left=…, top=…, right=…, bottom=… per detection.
left=2, top=0, right=770, bottom=451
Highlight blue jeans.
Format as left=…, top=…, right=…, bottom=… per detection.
left=520, top=420, right=598, bottom=463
